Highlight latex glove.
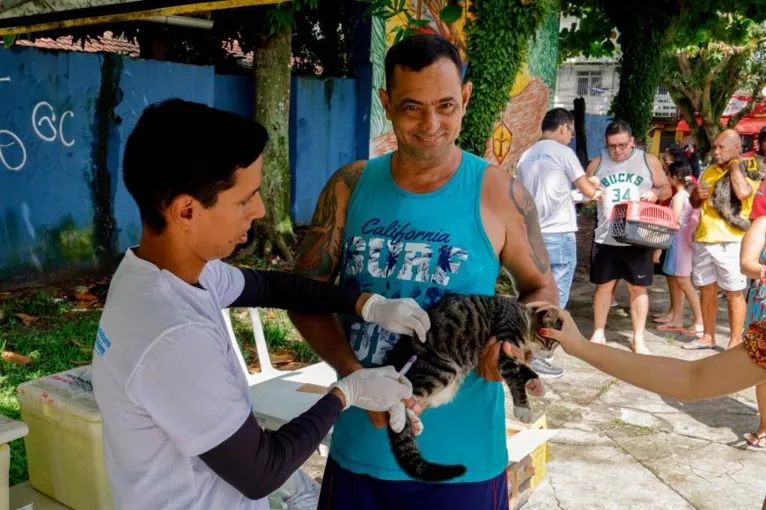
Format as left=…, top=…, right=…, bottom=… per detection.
left=362, top=294, right=431, bottom=342
left=330, top=366, right=413, bottom=411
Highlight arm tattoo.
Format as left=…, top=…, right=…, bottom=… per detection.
left=293, top=162, right=364, bottom=281
left=509, top=177, right=550, bottom=275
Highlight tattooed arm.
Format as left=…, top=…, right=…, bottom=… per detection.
left=287, top=161, right=366, bottom=377
left=503, top=176, right=559, bottom=304
left=480, top=163, right=559, bottom=305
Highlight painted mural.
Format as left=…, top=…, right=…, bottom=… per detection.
left=368, top=1, right=559, bottom=174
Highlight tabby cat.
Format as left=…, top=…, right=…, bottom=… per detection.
left=710, top=157, right=764, bottom=231
left=383, top=294, right=561, bottom=483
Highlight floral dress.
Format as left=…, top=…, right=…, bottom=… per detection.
left=744, top=246, right=766, bottom=369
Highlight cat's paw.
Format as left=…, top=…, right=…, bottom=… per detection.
left=406, top=408, right=424, bottom=436
left=514, top=406, right=534, bottom=424
left=389, top=403, right=407, bottom=434
left=526, top=378, right=546, bottom=397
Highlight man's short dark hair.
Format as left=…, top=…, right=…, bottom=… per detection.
left=384, top=34, right=462, bottom=90
left=123, top=98, right=268, bottom=232
left=605, top=119, right=632, bottom=138
left=541, top=108, right=574, bottom=132
left=758, top=126, right=766, bottom=145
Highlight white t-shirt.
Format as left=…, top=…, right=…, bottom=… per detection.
left=92, top=248, right=268, bottom=510
left=516, top=139, right=586, bottom=234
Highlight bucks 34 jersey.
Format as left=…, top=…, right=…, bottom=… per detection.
left=594, top=149, right=654, bottom=246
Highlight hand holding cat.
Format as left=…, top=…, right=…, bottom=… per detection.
left=531, top=302, right=588, bottom=355
left=362, top=294, right=431, bottom=342
left=476, top=337, right=543, bottom=396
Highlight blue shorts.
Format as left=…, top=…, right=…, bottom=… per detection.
left=318, top=455, right=509, bottom=510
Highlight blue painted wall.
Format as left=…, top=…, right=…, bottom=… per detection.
left=0, top=46, right=256, bottom=281
left=290, top=76, right=358, bottom=225
left=0, top=48, right=102, bottom=280
left=113, top=58, right=218, bottom=253
left=0, top=46, right=364, bottom=281
left=568, top=113, right=612, bottom=164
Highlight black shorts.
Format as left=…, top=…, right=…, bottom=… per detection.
left=590, top=243, right=654, bottom=286
left=654, top=249, right=668, bottom=276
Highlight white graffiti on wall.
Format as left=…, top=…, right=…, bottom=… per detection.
left=0, top=101, right=76, bottom=172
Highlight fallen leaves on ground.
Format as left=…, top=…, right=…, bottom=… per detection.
left=14, top=313, right=38, bottom=326
left=1, top=351, right=33, bottom=365
left=72, top=293, right=98, bottom=302
left=67, top=339, right=92, bottom=353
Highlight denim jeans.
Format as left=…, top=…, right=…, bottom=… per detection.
left=543, top=232, right=577, bottom=309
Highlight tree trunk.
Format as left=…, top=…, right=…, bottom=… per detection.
left=247, top=25, right=294, bottom=262
left=607, top=7, right=672, bottom=142
left=573, top=96, right=588, bottom=166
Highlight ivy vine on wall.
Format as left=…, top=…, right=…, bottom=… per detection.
left=459, top=0, right=553, bottom=155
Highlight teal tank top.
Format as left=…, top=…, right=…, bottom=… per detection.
left=330, top=150, right=505, bottom=483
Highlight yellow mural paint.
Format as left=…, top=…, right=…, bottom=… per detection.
left=493, top=122, right=513, bottom=164
left=509, top=62, right=532, bottom=98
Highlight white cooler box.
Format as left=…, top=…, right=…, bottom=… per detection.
left=17, top=366, right=114, bottom=510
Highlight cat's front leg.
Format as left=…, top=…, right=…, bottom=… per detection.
left=498, top=355, right=538, bottom=424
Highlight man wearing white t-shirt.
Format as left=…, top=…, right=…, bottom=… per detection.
left=517, top=108, right=603, bottom=310
left=91, top=99, right=432, bottom=509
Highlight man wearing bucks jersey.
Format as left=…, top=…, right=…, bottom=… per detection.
left=288, top=34, right=558, bottom=508
left=586, top=121, right=671, bottom=354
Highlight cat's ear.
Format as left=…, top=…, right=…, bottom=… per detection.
left=530, top=306, right=563, bottom=331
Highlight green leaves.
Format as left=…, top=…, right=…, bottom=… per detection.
left=459, top=0, right=553, bottom=155
left=439, top=5, right=464, bottom=25
left=2, top=35, right=16, bottom=50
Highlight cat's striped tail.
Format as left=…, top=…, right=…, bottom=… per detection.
left=388, top=418, right=466, bottom=482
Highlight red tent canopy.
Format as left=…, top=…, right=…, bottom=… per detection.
left=676, top=96, right=766, bottom=135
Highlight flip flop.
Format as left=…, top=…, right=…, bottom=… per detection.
left=681, top=340, right=715, bottom=350
left=656, top=324, right=685, bottom=331
left=744, top=433, right=766, bottom=450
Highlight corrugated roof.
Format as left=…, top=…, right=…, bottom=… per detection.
left=14, top=30, right=140, bottom=57
left=14, top=30, right=256, bottom=68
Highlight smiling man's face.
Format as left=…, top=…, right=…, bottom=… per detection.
left=379, top=58, right=471, bottom=165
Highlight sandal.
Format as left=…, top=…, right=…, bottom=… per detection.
left=681, top=340, right=715, bottom=350
left=656, top=324, right=685, bottom=331
left=744, top=433, right=766, bottom=450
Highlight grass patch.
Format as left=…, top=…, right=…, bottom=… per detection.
left=612, top=418, right=654, bottom=432
left=0, top=290, right=98, bottom=485
left=230, top=308, right=318, bottom=369
left=599, top=379, right=617, bottom=393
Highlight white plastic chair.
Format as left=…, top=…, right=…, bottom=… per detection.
left=222, top=307, right=337, bottom=441
left=222, top=307, right=285, bottom=386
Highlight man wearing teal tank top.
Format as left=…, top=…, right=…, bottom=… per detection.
left=289, top=34, right=558, bottom=509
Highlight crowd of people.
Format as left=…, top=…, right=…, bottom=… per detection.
left=518, top=115, right=766, bottom=451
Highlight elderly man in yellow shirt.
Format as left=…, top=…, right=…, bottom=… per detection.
left=688, top=129, right=759, bottom=351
